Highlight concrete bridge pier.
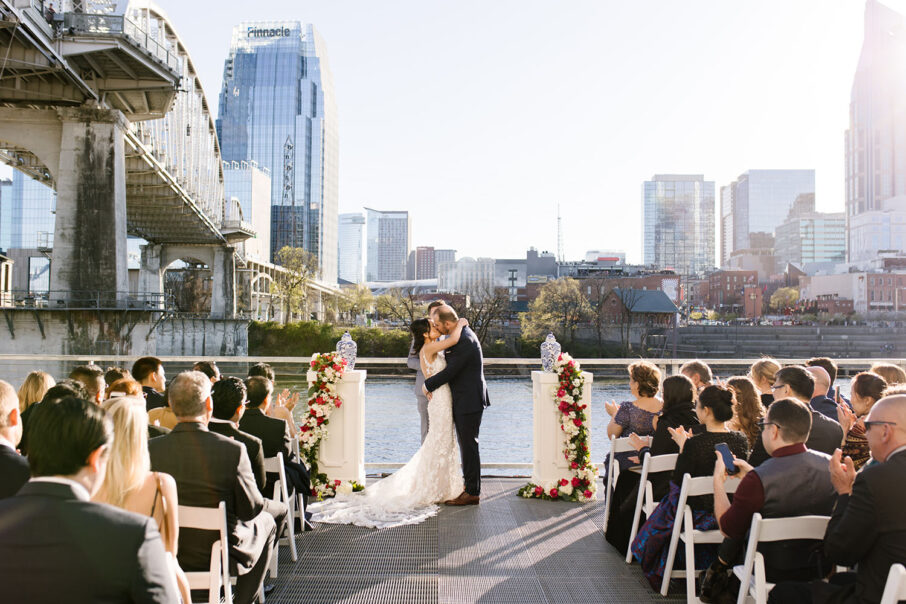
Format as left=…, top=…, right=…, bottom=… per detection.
left=139, top=243, right=238, bottom=318
left=50, top=108, right=130, bottom=307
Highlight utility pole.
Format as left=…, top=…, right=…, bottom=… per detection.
left=557, top=203, right=564, bottom=262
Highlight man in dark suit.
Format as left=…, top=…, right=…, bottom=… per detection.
left=0, top=396, right=177, bottom=602
left=750, top=366, right=844, bottom=466
left=210, top=377, right=266, bottom=492
left=149, top=371, right=286, bottom=604
left=0, top=379, right=29, bottom=498
left=240, top=376, right=310, bottom=507
left=423, top=305, right=491, bottom=505
left=132, top=356, right=167, bottom=411
left=806, top=366, right=839, bottom=420
left=769, top=394, right=906, bottom=604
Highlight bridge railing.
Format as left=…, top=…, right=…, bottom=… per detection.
left=63, top=12, right=180, bottom=73
left=5, top=289, right=168, bottom=311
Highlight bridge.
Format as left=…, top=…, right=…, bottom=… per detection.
left=0, top=0, right=340, bottom=329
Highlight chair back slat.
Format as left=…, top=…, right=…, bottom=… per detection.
left=263, top=452, right=284, bottom=473
left=647, top=453, right=678, bottom=473
left=754, top=515, right=830, bottom=542
left=179, top=502, right=227, bottom=532
left=880, top=563, right=906, bottom=604
left=611, top=436, right=636, bottom=453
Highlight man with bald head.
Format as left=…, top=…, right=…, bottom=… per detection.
left=805, top=365, right=837, bottom=420
left=0, top=379, right=28, bottom=498
left=769, top=395, right=906, bottom=604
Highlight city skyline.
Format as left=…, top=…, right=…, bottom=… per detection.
left=1, top=1, right=902, bottom=266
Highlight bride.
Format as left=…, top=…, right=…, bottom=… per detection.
left=308, top=316, right=468, bottom=528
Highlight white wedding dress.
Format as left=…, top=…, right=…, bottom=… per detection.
left=308, top=350, right=464, bottom=528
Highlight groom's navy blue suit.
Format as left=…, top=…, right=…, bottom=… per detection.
left=424, top=325, right=490, bottom=496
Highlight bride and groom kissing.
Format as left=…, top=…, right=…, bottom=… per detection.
left=309, top=303, right=490, bottom=528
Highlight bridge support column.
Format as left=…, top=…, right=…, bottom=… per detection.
left=138, top=244, right=164, bottom=308
left=50, top=108, right=129, bottom=307
left=211, top=246, right=237, bottom=319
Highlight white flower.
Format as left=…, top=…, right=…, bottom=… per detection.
left=337, top=482, right=353, bottom=495
left=560, top=484, right=573, bottom=496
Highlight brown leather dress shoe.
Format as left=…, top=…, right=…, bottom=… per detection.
left=444, top=491, right=480, bottom=506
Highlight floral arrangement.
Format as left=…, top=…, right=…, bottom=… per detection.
left=300, top=352, right=364, bottom=499
left=518, top=353, right=598, bottom=502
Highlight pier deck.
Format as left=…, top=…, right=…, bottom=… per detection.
left=266, top=477, right=684, bottom=603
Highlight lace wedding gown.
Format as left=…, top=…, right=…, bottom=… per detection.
left=308, top=351, right=464, bottom=528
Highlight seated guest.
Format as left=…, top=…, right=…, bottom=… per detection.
left=837, top=372, right=886, bottom=471
left=606, top=374, right=699, bottom=555
left=749, top=358, right=781, bottom=408
left=147, top=399, right=178, bottom=431
left=69, top=364, right=106, bottom=405
left=249, top=362, right=297, bottom=432
left=681, top=359, right=713, bottom=394
left=749, top=366, right=843, bottom=466
left=240, top=377, right=311, bottom=516
left=104, top=366, right=131, bottom=388
left=727, top=376, right=765, bottom=451
left=149, top=371, right=285, bottom=604
left=807, top=357, right=849, bottom=407
left=210, top=377, right=266, bottom=492
left=18, top=379, right=87, bottom=455
left=769, top=395, right=906, bottom=604
left=132, top=356, right=168, bottom=411
left=193, top=360, right=221, bottom=384
left=704, top=398, right=837, bottom=601
left=0, top=380, right=29, bottom=499
left=17, top=370, right=55, bottom=416
left=604, top=361, right=663, bottom=477
left=805, top=366, right=838, bottom=420
left=95, top=396, right=191, bottom=603
left=630, top=385, right=749, bottom=590
left=869, top=362, right=906, bottom=388
left=0, top=396, right=177, bottom=602
left=109, top=378, right=170, bottom=438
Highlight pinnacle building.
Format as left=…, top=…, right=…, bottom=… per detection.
left=217, top=21, right=338, bottom=283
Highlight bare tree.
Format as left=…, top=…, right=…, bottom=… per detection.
left=375, top=287, right=426, bottom=325
left=272, top=246, right=319, bottom=324
left=451, top=283, right=511, bottom=346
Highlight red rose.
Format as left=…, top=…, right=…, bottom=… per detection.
left=336, top=401, right=342, bottom=408
left=556, top=389, right=565, bottom=398
left=316, top=417, right=324, bottom=425
left=573, top=418, right=582, bottom=427
left=534, top=486, right=543, bottom=496
left=300, top=425, right=309, bottom=432
left=334, top=479, right=341, bottom=486
left=558, top=401, right=569, bottom=413
left=583, top=490, right=593, bottom=498
left=310, top=409, right=317, bottom=416
left=571, top=461, right=578, bottom=469
left=559, top=478, right=568, bottom=487
left=571, top=477, right=581, bottom=487
left=310, top=488, right=318, bottom=496
left=550, top=488, right=559, bottom=497
left=568, top=361, right=574, bottom=368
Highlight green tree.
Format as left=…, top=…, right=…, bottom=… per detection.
left=339, top=284, right=374, bottom=323
left=520, top=278, right=592, bottom=346
left=272, top=246, right=319, bottom=324
left=769, top=287, right=799, bottom=312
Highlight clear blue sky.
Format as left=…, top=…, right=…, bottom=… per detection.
left=41, top=2, right=906, bottom=262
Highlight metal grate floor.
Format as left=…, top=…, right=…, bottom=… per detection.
left=264, top=478, right=686, bottom=603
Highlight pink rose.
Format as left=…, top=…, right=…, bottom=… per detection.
left=571, top=477, right=581, bottom=487
left=550, top=488, right=559, bottom=498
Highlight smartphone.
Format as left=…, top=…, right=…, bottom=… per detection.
left=715, top=442, right=739, bottom=475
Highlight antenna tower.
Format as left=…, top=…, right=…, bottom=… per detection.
left=557, top=204, right=564, bottom=262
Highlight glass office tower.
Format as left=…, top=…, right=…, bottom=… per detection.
left=217, top=21, right=338, bottom=282
left=642, top=174, right=715, bottom=278
left=726, top=169, right=815, bottom=252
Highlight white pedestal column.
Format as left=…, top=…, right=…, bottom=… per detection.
left=307, top=369, right=366, bottom=484
left=531, top=370, right=594, bottom=486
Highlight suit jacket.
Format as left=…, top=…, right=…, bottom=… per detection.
left=0, top=444, right=30, bottom=499
left=408, top=341, right=426, bottom=399
left=143, top=386, right=167, bottom=411
left=810, top=395, right=839, bottom=421
left=806, top=407, right=845, bottom=456
left=208, top=418, right=267, bottom=492
left=820, top=449, right=906, bottom=604
left=239, top=407, right=292, bottom=460
left=0, top=480, right=177, bottom=603
left=148, top=422, right=266, bottom=572
left=147, top=424, right=170, bottom=439
left=423, top=326, right=491, bottom=416
left=18, top=402, right=38, bottom=455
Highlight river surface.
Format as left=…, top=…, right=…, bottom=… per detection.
left=287, top=376, right=852, bottom=475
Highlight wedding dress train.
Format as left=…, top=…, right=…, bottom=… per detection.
left=308, top=351, right=463, bottom=528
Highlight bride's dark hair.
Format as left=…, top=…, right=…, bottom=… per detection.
left=410, top=318, right=431, bottom=355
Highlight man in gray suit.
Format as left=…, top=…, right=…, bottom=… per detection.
left=408, top=300, right=448, bottom=443
left=0, top=396, right=178, bottom=603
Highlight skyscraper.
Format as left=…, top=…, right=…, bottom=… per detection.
left=642, top=174, right=715, bottom=277
left=217, top=21, right=338, bottom=282
left=725, top=170, right=816, bottom=253
left=415, top=246, right=436, bottom=280
left=5, top=171, right=55, bottom=293
left=223, top=160, right=272, bottom=261
left=719, top=183, right=735, bottom=267
left=845, top=0, right=906, bottom=262
left=365, top=208, right=410, bottom=282
left=338, top=213, right=365, bottom=283
left=774, top=194, right=845, bottom=271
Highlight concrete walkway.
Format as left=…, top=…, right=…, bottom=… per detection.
left=266, top=477, right=685, bottom=603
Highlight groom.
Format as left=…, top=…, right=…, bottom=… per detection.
left=423, top=305, right=490, bottom=505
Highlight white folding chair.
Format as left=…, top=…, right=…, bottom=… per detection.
left=602, top=435, right=635, bottom=533
left=880, top=563, right=906, bottom=604
left=288, top=438, right=309, bottom=532
left=178, top=501, right=233, bottom=604
left=264, top=452, right=298, bottom=578
left=660, top=473, right=741, bottom=601
left=625, top=452, right=679, bottom=563
left=733, top=513, right=831, bottom=604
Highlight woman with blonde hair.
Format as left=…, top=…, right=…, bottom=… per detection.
left=748, top=357, right=780, bottom=408
left=95, top=397, right=190, bottom=602
left=726, top=376, right=765, bottom=449
left=17, top=370, right=55, bottom=414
